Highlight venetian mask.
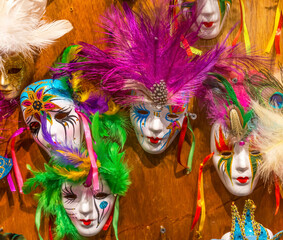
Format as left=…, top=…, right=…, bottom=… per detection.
left=195, top=0, right=231, bottom=39
left=130, top=102, right=188, bottom=154
left=210, top=121, right=261, bottom=196
left=20, top=79, right=83, bottom=155
left=62, top=178, right=115, bottom=237
left=0, top=53, right=34, bottom=100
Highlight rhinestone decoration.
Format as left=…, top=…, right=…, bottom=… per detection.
left=150, top=80, right=168, bottom=109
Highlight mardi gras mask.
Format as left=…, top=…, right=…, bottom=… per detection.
left=0, top=54, right=34, bottom=100
left=62, top=178, right=115, bottom=237
left=130, top=102, right=188, bottom=154
left=20, top=79, right=83, bottom=155
left=194, top=0, right=231, bottom=39
left=210, top=122, right=261, bottom=196
left=221, top=200, right=283, bottom=240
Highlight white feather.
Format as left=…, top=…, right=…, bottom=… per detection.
left=252, top=100, right=283, bottom=183
left=0, top=0, right=72, bottom=57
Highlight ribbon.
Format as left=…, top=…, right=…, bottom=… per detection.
left=191, top=153, right=214, bottom=235
left=76, top=110, right=99, bottom=191
left=266, top=1, right=282, bottom=53
left=232, top=0, right=251, bottom=54
left=113, top=196, right=120, bottom=240
left=275, top=175, right=280, bottom=215
left=49, top=217, right=54, bottom=240
left=6, top=173, right=16, bottom=192
left=177, top=115, right=196, bottom=173
left=5, top=127, right=28, bottom=193
left=275, top=13, right=283, bottom=54
left=35, top=205, right=43, bottom=240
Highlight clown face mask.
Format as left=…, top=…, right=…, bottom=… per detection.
left=130, top=102, right=188, bottom=154
left=20, top=79, right=83, bottom=155
left=195, top=0, right=231, bottom=39
left=0, top=53, right=34, bottom=100
left=62, top=178, right=115, bottom=237
left=210, top=121, right=261, bottom=196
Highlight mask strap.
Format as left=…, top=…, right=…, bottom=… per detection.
left=4, top=127, right=29, bottom=193
left=112, top=195, right=120, bottom=240
left=191, top=152, right=214, bottom=238
left=49, top=216, right=54, bottom=240
left=75, top=109, right=99, bottom=191
left=265, top=1, right=283, bottom=54
left=232, top=0, right=251, bottom=54
left=177, top=114, right=196, bottom=174
left=274, top=174, right=281, bottom=215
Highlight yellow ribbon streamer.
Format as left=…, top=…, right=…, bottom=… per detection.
left=198, top=170, right=206, bottom=235
left=239, top=0, right=251, bottom=54
left=265, top=2, right=282, bottom=53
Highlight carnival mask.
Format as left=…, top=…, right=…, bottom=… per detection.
left=210, top=122, right=261, bottom=196
left=20, top=79, right=83, bottom=155
left=130, top=102, right=188, bottom=154
left=62, top=178, right=115, bottom=237
left=0, top=54, right=34, bottom=100
left=195, top=0, right=231, bottom=39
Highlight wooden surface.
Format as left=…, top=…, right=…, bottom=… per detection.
left=0, top=0, right=282, bottom=239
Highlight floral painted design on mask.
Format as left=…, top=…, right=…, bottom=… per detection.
left=21, top=86, right=61, bottom=124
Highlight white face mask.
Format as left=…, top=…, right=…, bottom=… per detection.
left=62, top=179, right=115, bottom=237
left=210, top=122, right=261, bottom=196
left=130, top=102, right=188, bottom=154
left=195, top=0, right=230, bottom=39
left=21, top=81, right=83, bottom=155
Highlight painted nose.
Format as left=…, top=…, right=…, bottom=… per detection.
left=0, top=74, right=9, bottom=89
left=148, top=116, right=163, bottom=135
left=79, top=192, right=94, bottom=216
left=199, top=0, right=214, bottom=16
left=234, top=148, right=250, bottom=173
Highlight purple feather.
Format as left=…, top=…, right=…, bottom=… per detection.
left=0, top=94, right=19, bottom=121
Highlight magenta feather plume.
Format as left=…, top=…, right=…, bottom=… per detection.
left=0, top=93, right=19, bottom=121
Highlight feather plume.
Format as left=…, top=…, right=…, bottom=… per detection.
left=0, top=0, right=72, bottom=64
left=252, top=101, right=283, bottom=183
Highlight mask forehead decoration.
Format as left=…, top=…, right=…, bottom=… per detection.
left=221, top=200, right=283, bottom=240
left=54, top=0, right=258, bottom=155
left=23, top=113, right=131, bottom=240
left=0, top=0, right=72, bottom=109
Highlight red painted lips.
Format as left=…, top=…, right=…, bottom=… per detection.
left=147, top=137, right=162, bottom=144
left=80, top=219, right=92, bottom=226
left=203, top=22, right=214, bottom=28
left=237, top=177, right=249, bottom=184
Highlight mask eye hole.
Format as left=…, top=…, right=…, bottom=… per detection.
left=250, top=150, right=260, bottom=155
left=137, top=110, right=149, bottom=115
left=8, top=67, right=22, bottom=74
left=55, top=112, right=69, bottom=120
left=94, top=192, right=110, bottom=200
left=221, top=151, right=232, bottom=157
left=167, top=114, right=179, bottom=119
left=29, top=121, right=40, bottom=134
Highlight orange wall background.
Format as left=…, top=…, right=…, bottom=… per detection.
left=0, top=0, right=282, bottom=239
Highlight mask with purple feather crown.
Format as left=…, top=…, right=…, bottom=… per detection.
left=53, top=0, right=258, bottom=156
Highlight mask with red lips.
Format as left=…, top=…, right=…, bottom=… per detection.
left=210, top=121, right=261, bottom=196
left=62, top=179, right=115, bottom=237
left=130, top=102, right=188, bottom=154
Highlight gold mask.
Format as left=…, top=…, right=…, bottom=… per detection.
left=0, top=54, right=34, bottom=100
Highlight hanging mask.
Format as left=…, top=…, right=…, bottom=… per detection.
left=62, top=178, right=115, bottom=237
left=221, top=200, right=283, bottom=240
left=210, top=121, right=261, bottom=196
left=0, top=54, right=34, bottom=100
left=130, top=101, right=188, bottom=154
left=20, top=79, right=83, bottom=155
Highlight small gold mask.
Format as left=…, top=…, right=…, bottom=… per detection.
left=0, top=53, right=34, bottom=100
